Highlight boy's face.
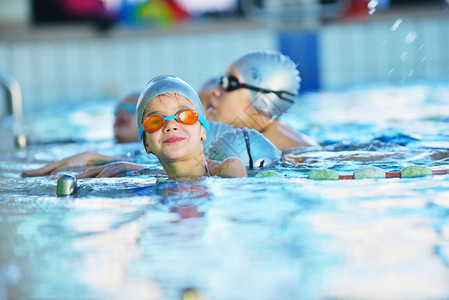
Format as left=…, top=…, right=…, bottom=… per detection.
left=209, top=66, right=258, bottom=129
left=114, top=95, right=139, bottom=143
left=199, top=88, right=213, bottom=121
left=142, top=94, right=207, bottom=163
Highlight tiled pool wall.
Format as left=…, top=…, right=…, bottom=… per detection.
left=0, top=13, right=448, bottom=112
left=0, top=28, right=277, bottom=112
left=317, top=15, right=449, bottom=89
left=283, top=13, right=449, bottom=91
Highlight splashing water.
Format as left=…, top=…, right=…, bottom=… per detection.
left=367, top=0, right=378, bottom=15
left=391, top=18, right=403, bottom=31
left=405, top=32, right=417, bottom=44
left=400, top=52, right=408, bottom=62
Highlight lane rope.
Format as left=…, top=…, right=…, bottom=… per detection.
left=338, top=169, right=449, bottom=180
left=309, top=166, right=449, bottom=180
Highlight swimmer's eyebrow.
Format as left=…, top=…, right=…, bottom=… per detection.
left=145, top=110, right=164, bottom=116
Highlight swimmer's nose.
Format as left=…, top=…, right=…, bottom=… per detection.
left=162, top=119, right=179, bottom=132
left=212, top=86, right=222, bottom=97
left=209, top=89, right=222, bottom=107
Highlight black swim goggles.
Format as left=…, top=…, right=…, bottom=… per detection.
left=219, top=75, right=296, bottom=104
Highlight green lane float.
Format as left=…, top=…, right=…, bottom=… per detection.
left=255, top=171, right=284, bottom=178
left=353, top=166, right=386, bottom=179
left=400, top=165, right=432, bottom=178
left=308, top=169, right=339, bottom=180
left=306, top=165, right=448, bottom=180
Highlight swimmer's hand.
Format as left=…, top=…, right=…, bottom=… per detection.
left=21, top=151, right=119, bottom=178
left=76, top=162, right=144, bottom=178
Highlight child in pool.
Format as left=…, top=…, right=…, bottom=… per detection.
left=22, top=74, right=279, bottom=177
left=208, top=50, right=319, bottom=151
left=77, top=75, right=247, bottom=179
left=22, top=51, right=319, bottom=177
left=113, top=92, right=139, bottom=144
left=198, top=74, right=220, bottom=121
left=21, top=93, right=141, bottom=177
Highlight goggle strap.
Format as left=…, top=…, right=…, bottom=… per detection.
left=138, top=125, right=145, bottom=140
left=222, top=76, right=296, bottom=104
left=198, top=115, right=209, bottom=131
left=241, top=82, right=296, bottom=97
left=242, top=128, right=254, bottom=170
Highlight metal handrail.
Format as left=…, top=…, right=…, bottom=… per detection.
left=0, top=65, right=26, bottom=148
left=0, top=65, right=23, bottom=118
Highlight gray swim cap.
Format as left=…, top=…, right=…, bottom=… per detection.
left=232, top=50, right=301, bottom=119
left=199, top=75, right=219, bottom=93
left=136, top=75, right=209, bottom=139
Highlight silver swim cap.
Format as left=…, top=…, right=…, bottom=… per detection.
left=205, top=125, right=281, bottom=168
left=232, top=50, right=301, bottom=119
left=136, top=75, right=209, bottom=139
left=198, top=75, right=219, bottom=94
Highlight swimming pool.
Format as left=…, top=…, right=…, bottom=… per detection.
left=1, top=80, right=449, bottom=299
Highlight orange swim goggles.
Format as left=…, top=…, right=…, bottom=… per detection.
left=139, top=107, right=209, bottom=140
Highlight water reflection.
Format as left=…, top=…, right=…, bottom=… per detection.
left=156, top=179, right=211, bottom=220
left=1, top=82, right=449, bottom=299
left=66, top=178, right=212, bottom=298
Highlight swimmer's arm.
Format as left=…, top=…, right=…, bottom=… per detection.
left=216, top=158, right=248, bottom=178
left=21, top=151, right=123, bottom=177
left=75, top=162, right=145, bottom=178
left=263, top=121, right=320, bottom=151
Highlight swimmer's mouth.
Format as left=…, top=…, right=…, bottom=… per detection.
left=164, top=136, right=185, bottom=144
left=207, top=106, right=215, bottom=115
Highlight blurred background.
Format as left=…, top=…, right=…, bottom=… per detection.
left=0, top=0, right=448, bottom=114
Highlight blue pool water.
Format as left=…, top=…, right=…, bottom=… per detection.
left=1, top=81, right=449, bottom=299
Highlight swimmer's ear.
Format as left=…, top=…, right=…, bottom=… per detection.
left=143, top=135, right=152, bottom=154
left=200, top=126, right=207, bottom=141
